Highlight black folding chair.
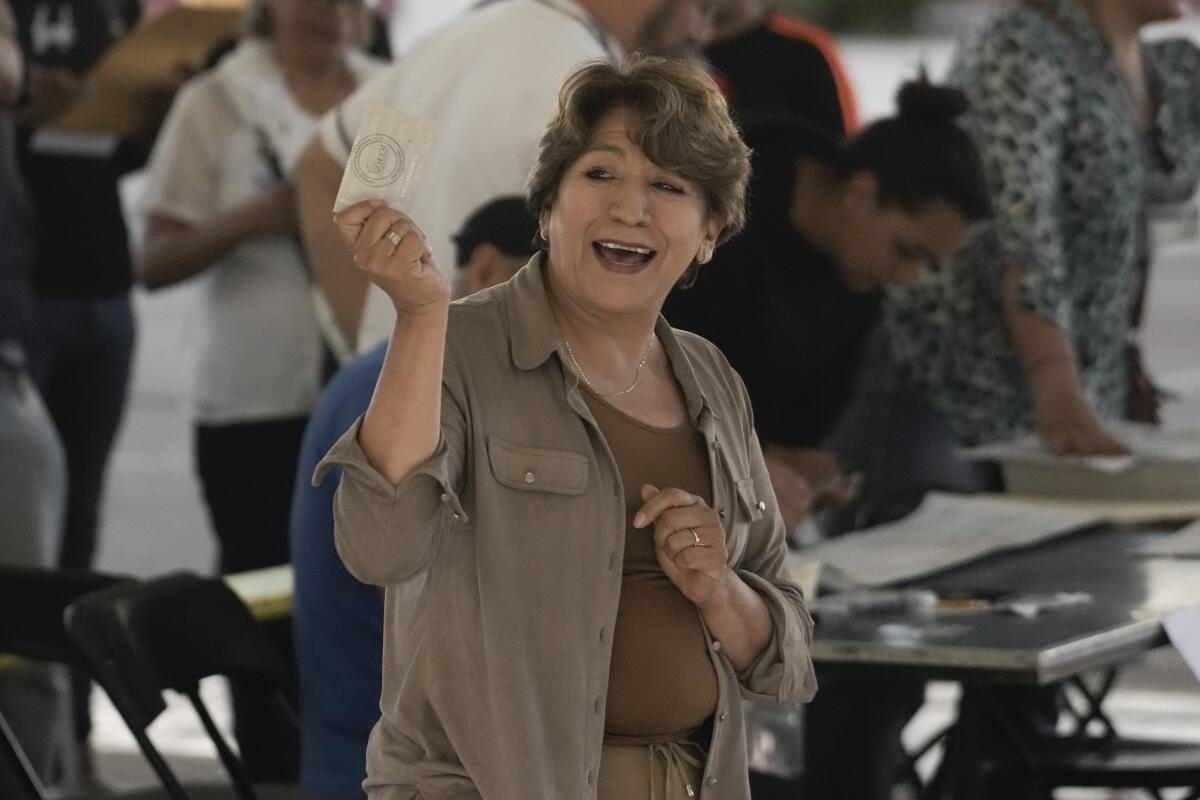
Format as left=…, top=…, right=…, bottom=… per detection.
left=0, top=566, right=132, bottom=799
left=64, top=572, right=303, bottom=800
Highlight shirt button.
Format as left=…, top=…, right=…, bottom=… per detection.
left=608, top=551, right=618, bottom=571
left=439, top=492, right=449, bottom=503
left=711, top=640, right=722, bottom=653
left=450, top=512, right=461, bottom=521
left=707, top=777, right=718, bottom=787
left=524, top=471, right=536, bottom=484
left=599, top=626, right=607, bottom=644
left=594, top=697, right=602, bottom=713
left=756, top=500, right=767, bottom=511
left=587, top=769, right=596, bottom=785
left=719, top=711, right=728, bottom=722
left=718, top=509, right=727, bottom=519
left=711, top=438, right=721, bottom=450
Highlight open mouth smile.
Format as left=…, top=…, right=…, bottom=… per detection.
left=593, top=239, right=657, bottom=272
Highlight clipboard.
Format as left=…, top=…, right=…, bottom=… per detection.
left=45, top=3, right=245, bottom=141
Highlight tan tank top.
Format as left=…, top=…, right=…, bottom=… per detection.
left=582, top=387, right=719, bottom=743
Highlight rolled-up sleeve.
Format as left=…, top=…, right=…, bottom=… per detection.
left=313, top=381, right=469, bottom=586
left=727, top=375, right=817, bottom=704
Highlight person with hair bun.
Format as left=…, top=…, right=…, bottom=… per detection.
left=664, top=78, right=990, bottom=535
left=880, top=0, right=1200, bottom=464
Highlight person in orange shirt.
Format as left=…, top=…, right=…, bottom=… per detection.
left=706, top=0, right=858, bottom=136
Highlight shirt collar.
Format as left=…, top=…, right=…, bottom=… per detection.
left=504, top=254, right=717, bottom=424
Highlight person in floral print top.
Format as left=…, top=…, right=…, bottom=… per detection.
left=883, top=0, right=1200, bottom=454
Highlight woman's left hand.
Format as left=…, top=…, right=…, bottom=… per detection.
left=634, top=484, right=731, bottom=609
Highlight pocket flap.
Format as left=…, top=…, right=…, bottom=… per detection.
left=736, top=477, right=765, bottom=521
left=487, top=436, right=589, bottom=495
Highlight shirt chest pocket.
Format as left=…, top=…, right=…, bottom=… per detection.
left=714, top=434, right=768, bottom=564
left=486, top=435, right=590, bottom=496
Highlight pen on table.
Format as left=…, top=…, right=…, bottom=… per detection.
left=934, top=597, right=994, bottom=613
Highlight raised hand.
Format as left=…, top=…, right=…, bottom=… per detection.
left=333, top=200, right=449, bottom=317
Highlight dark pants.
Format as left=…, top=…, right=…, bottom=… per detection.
left=26, top=293, right=135, bottom=748
left=802, top=674, right=927, bottom=800
left=194, top=416, right=306, bottom=783
left=0, top=341, right=69, bottom=782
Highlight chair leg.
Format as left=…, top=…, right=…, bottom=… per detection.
left=0, top=708, right=47, bottom=800
left=129, top=725, right=191, bottom=800
left=187, top=690, right=257, bottom=800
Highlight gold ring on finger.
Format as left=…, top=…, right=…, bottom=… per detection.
left=690, top=527, right=709, bottom=548
left=384, top=229, right=404, bottom=248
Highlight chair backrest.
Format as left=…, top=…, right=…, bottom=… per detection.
left=0, top=566, right=128, bottom=663
left=0, top=566, right=129, bottom=800
left=64, top=572, right=296, bottom=800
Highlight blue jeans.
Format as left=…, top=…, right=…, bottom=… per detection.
left=25, top=292, right=134, bottom=744
left=0, top=341, right=69, bottom=781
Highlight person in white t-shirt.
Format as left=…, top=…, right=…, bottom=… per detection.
left=136, top=0, right=381, bottom=780
left=295, top=0, right=717, bottom=355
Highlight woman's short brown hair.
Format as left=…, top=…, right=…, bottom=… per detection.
left=526, top=54, right=751, bottom=247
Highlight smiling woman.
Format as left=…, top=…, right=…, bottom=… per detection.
left=319, top=55, right=816, bottom=800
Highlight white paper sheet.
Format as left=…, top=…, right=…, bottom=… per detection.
left=1136, top=519, right=1200, bottom=558
left=963, top=422, right=1200, bottom=472
left=1163, top=604, right=1200, bottom=685
left=809, top=492, right=1100, bottom=588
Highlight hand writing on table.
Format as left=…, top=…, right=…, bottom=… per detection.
left=1031, top=364, right=1130, bottom=456
left=633, top=484, right=731, bottom=609
left=334, top=199, right=449, bottom=318
left=765, top=446, right=858, bottom=512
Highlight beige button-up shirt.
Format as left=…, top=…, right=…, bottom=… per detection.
left=316, top=257, right=817, bottom=799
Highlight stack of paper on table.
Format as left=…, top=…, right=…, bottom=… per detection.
left=1136, top=519, right=1200, bottom=558
left=965, top=422, right=1200, bottom=502
left=809, top=492, right=1100, bottom=588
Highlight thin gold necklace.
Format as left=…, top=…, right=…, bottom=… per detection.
left=562, top=336, right=653, bottom=398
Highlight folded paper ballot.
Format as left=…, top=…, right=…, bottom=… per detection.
left=810, top=492, right=1100, bottom=588
left=333, top=105, right=437, bottom=215
left=963, top=422, right=1200, bottom=502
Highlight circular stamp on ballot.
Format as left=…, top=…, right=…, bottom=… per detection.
left=351, top=133, right=406, bottom=188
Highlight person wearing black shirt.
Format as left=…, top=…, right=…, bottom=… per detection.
left=706, top=0, right=858, bottom=137
left=0, top=0, right=69, bottom=785
left=665, top=82, right=990, bottom=533
left=662, top=81, right=992, bottom=798
left=11, top=0, right=141, bottom=770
